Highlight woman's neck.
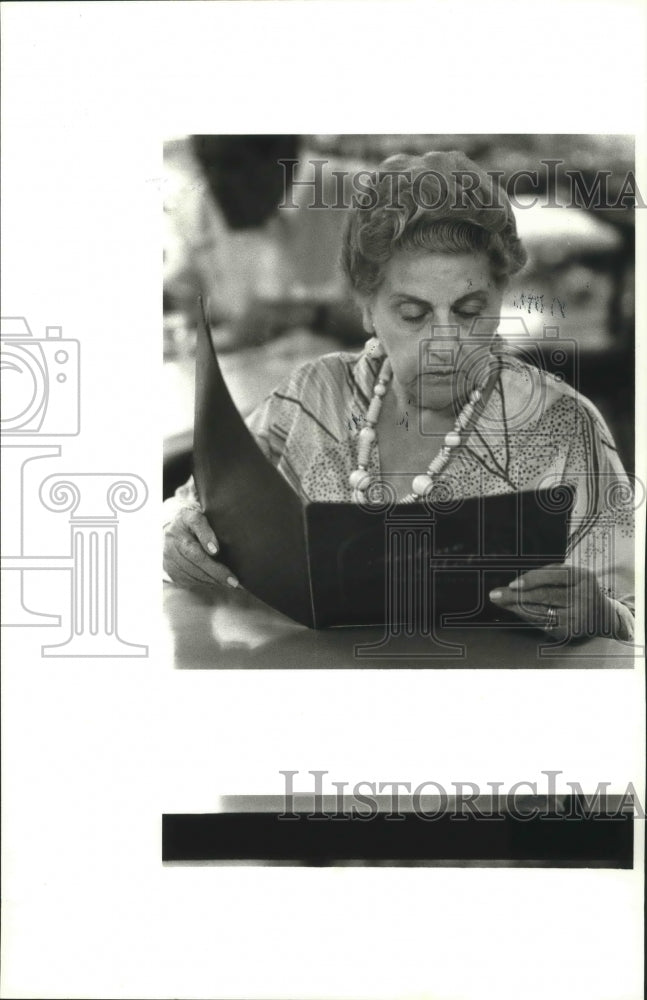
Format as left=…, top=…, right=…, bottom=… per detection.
left=380, top=388, right=456, bottom=439
left=376, top=392, right=456, bottom=501
left=388, top=378, right=465, bottom=431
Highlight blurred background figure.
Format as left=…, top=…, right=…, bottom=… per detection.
left=164, top=133, right=363, bottom=348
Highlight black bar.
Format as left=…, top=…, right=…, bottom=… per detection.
left=162, top=808, right=633, bottom=867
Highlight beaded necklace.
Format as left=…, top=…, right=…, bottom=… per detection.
left=348, top=355, right=487, bottom=505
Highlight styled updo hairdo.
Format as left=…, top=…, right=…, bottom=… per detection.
left=341, top=150, right=527, bottom=296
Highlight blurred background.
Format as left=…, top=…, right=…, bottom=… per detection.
left=163, top=134, right=635, bottom=497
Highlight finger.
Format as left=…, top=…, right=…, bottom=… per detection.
left=164, top=551, right=219, bottom=588
left=167, top=536, right=220, bottom=583
left=507, top=564, right=569, bottom=592
left=175, top=535, right=239, bottom=587
left=189, top=511, right=220, bottom=556
left=493, top=598, right=564, bottom=628
left=168, top=546, right=240, bottom=590
left=181, top=507, right=219, bottom=556
left=489, top=586, right=570, bottom=609
left=204, top=560, right=241, bottom=590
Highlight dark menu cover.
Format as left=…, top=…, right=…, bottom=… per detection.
left=193, top=297, right=315, bottom=626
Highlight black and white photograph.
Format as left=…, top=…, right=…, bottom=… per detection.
left=1, top=3, right=645, bottom=1000
left=162, top=133, right=639, bottom=668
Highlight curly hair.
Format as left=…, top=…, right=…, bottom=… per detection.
left=341, top=150, right=527, bottom=295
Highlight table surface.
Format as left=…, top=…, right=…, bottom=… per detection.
left=163, top=582, right=633, bottom=669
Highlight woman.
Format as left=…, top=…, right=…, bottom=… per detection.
left=163, top=151, right=635, bottom=642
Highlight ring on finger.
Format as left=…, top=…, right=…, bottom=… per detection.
left=544, top=606, right=559, bottom=630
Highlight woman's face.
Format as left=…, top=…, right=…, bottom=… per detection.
left=363, top=250, right=505, bottom=413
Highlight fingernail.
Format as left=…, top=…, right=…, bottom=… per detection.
left=207, top=541, right=218, bottom=555
left=508, top=578, right=523, bottom=590
left=489, top=590, right=502, bottom=600
left=227, top=575, right=239, bottom=589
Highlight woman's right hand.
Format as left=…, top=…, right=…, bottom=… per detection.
left=163, top=505, right=240, bottom=591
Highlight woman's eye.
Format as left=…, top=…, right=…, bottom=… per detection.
left=455, top=309, right=482, bottom=320
left=400, top=311, right=426, bottom=323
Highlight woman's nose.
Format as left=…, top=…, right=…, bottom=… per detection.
left=426, top=313, right=459, bottom=335
left=424, top=318, right=461, bottom=350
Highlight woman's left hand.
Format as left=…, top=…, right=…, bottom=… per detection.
left=488, top=563, right=617, bottom=641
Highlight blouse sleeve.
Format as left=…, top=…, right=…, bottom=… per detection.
left=243, top=357, right=324, bottom=499
left=559, top=397, right=635, bottom=640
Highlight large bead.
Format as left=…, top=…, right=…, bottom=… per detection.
left=444, top=430, right=461, bottom=448
left=367, top=398, right=382, bottom=423
left=349, top=470, right=371, bottom=490
left=359, top=426, right=377, bottom=444
left=374, top=383, right=387, bottom=397
left=412, top=474, right=434, bottom=496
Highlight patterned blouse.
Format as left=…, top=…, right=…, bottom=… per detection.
left=170, top=337, right=636, bottom=638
